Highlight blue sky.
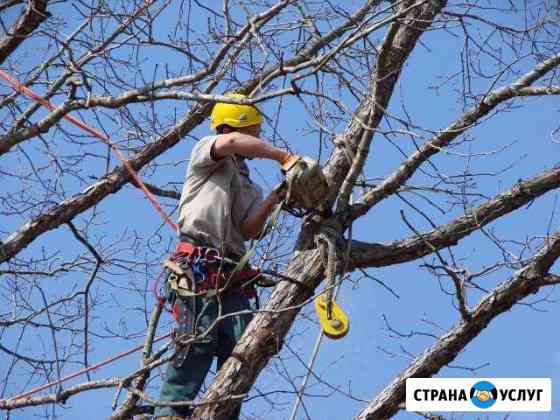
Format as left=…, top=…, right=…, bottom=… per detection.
left=1, top=1, right=559, bottom=419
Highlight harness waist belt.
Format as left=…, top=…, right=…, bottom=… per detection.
left=168, top=241, right=259, bottom=299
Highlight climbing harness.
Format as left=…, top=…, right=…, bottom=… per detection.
left=162, top=241, right=266, bottom=367
left=314, top=225, right=349, bottom=339
left=161, top=236, right=313, bottom=365
left=164, top=241, right=261, bottom=299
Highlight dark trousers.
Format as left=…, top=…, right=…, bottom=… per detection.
left=154, top=290, right=253, bottom=419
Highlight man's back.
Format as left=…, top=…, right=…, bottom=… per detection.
left=177, top=136, right=262, bottom=257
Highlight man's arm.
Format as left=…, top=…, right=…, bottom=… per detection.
left=241, top=188, right=284, bottom=240
left=214, top=132, right=297, bottom=239
left=213, top=132, right=290, bottom=165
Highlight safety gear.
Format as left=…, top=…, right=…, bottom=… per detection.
left=282, top=156, right=329, bottom=211
left=162, top=241, right=261, bottom=368
left=210, top=93, right=263, bottom=129
left=164, top=242, right=260, bottom=299
left=314, top=294, right=349, bottom=339
left=279, top=153, right=300, bottom=172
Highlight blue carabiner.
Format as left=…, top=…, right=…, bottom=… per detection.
left=191, top=259, right=207, bottom=284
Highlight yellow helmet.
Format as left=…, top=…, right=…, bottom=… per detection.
left=210, top=93, right=263, bottom=129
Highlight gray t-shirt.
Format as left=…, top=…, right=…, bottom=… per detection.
left=177, top=136, right=263, bottom=257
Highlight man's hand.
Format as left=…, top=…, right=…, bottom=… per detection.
left=279, top=154, right=300, bottom=172
left=282, top=156, right=329, bottom=211
left=241, top=188, right=284, bottom=240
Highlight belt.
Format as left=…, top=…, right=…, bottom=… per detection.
left=178, top=233, right=243, bottom=260
left=174, top=241, right=220, bottom=262
left=166, top=241, right=259, bottom=299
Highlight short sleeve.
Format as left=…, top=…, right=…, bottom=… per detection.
left=189, top=136, right=221, bottom=172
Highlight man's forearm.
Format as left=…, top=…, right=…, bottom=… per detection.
left=213, top=133, right=289, bottom=164
left=241, top=190, right=283, bottom=240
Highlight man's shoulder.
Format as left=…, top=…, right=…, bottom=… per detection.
left=196, top=134, right=235, bottom=164
left=199, top=134, right=218, bottom=144
left=188, top=135, right=224, bottom=171
left=192, top=135, right=218, bottom=153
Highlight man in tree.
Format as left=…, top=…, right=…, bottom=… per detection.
left=154, top=94, right=299, bottom=420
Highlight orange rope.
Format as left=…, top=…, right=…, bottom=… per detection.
left=6, top=331, right=173, bottom=401
left=0, top=69, right=178, bottom=231
left=0, top=70, right=179, bottom=400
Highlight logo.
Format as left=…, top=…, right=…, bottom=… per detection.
left=470, top=381, right=497, bottom=409
left=406, top=378, right=551, bottom=412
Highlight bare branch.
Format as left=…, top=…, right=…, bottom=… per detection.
left=355, top=231, right=560, bottom=419
left=350, top=165, right=560, bottom=269
left=0, top=0, right=49, bottom=65
left=348, top=53, right=560, bottom=222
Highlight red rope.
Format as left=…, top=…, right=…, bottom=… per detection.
left=0, top=70, right=179, bottom=399
left=0, top=69, right=178, bottom=232
left=6, top=330, right=173, bottom=401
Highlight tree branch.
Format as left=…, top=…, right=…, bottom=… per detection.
left=336, top=0, right=444, bottom=213
left=355, top=230, right=560, bottom=419
left=0, top=101, right=211, bottom=264
left=349, top=165, right=560, bottom=269
left=0, top=379, right=119, bottom=410
left=0, top=0, right=49, bottom=65
left=348, top=53, right=560, bottom=222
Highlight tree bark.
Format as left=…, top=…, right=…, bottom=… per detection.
left=355, top=234, right=560, bottom=419
left=0, top=0, right=49, bottom=65
left=349, top=165, right=560, bottom=269
left=190, top=2, right=448, bottom=418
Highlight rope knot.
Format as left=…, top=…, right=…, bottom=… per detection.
left=314, top=219, right=345, bottom=319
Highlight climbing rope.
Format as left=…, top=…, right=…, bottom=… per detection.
left=316, top=228, right=338, bottom=318
left=0, top=69, right=178, bottom=232
left=4, top=331, right=173, bottom=402
left=0, top=69, right=180, bottom=401
left=290, top=217, right=354, bottom=419
left=313, top=223, right=349, bottom=339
